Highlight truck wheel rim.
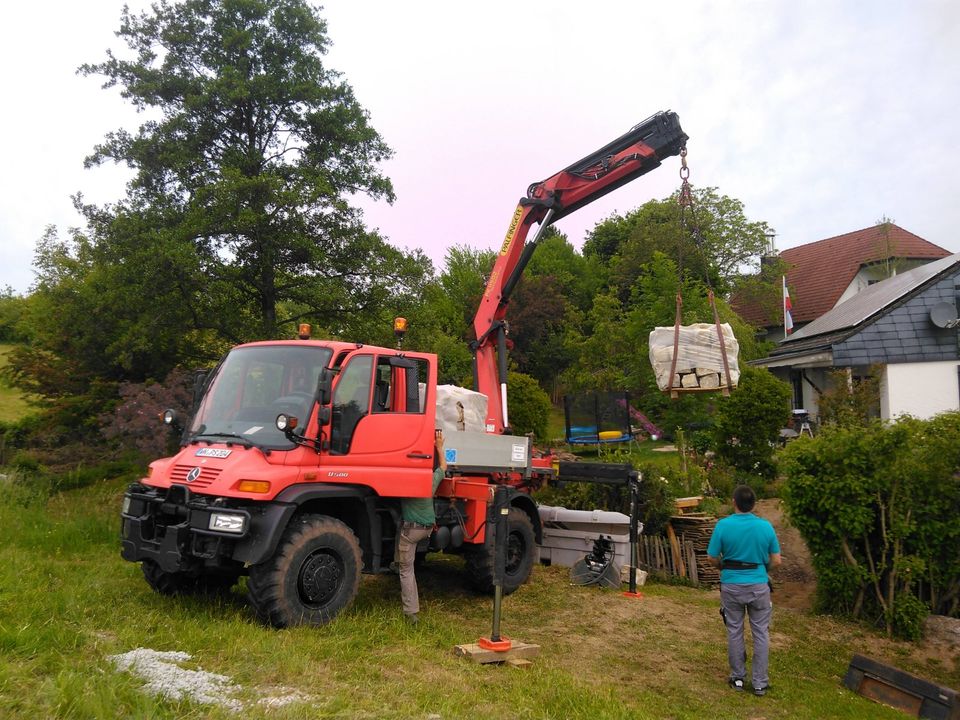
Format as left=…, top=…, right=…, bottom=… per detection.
left=506, top=532, right=525, bottom=575
left=298, top=549, right=343, bottom=606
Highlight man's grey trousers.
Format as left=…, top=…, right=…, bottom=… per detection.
left=721, top=582, right=773, bottom=688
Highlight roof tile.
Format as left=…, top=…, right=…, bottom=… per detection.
left=733, top=224, right=949, bottom=326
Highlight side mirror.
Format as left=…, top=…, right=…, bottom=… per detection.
left=317, top=405, right=331, bottom=426
left=316, top=368, right=332, bottom=406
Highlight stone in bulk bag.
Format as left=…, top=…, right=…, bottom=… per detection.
left=648, top=323, right=740, bottom=394
left=435, top=385, right=489, bottom=433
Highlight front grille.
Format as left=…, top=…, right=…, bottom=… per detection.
left=170, top=464, right=222, bottom=490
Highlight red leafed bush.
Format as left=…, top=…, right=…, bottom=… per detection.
left=101, top=368, right=194, bottom=458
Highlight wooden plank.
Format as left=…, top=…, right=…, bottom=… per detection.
left=674, top=496, right=703, bottom=513
left=454, top=641, right=541, bottom=665
left=667, top=524, right=687, bottom=577
left=686, top=541, right=699, bottom=584
left=506, top=658, right=533, bottom=669
left=860, top=676, right=924, bottom=716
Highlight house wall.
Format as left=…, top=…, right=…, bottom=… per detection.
left=833, top=274, right=960, bottom=366
left=881, top=361, right=960, bottom=419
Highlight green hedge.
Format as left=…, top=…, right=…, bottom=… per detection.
left=781, top=413, right=960, bottom=639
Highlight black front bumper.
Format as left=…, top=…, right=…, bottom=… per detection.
left=120, top=482, right=295, bottom=572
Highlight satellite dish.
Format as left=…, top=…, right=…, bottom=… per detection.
left=929, top=302, right=959, bottom=328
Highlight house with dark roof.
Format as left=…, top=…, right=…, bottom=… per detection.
left=733, top=224, right=951, bottom=341
left=753, top=253, right=960, bottom=422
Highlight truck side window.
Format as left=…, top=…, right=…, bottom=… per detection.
left=329, top=355, right=373, bottom=454
left=371, top=356, right=428, bottom=414
left=372, top=359, right=392, bottom=412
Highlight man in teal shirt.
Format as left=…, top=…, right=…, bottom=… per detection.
left=397, top=429, right=447, bottom=624
left=707, top=485, right=781, bottom=696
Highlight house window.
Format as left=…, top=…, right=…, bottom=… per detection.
left=851, top=367, right=882, bottom=419
left=789, top=370, right=803, bottom=410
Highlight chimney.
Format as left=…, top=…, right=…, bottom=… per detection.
left=760, top=231, right=778, bottom=268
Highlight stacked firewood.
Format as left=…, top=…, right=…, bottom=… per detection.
left=670, top=514, right=720, bottom=585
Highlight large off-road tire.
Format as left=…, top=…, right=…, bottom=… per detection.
left=141, top=560, right=239, bottom=596
left=464, top=507, right=535, bottom=595
left=247, top=514, right=361, bottom=628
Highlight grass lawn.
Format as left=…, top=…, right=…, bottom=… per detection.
left=0, top=344, right=35, bottom=423
left=0, top=474, right=955, bottom=719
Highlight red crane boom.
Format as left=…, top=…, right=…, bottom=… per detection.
left=471, top=111, right=688, bottom=433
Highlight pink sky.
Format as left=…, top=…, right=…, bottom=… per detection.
left=2, top=1, right=958, bottom=291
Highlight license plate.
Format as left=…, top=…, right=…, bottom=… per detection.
left=195, top=448, right=232, bottom=458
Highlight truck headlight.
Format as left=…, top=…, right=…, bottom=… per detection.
left=121, top=496, right=131, bottom=514
left=209, top=513, right=246, bottom=534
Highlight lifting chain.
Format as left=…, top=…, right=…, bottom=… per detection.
left=678, top=147, right=693, bottom=210
left=677, top=146, right=696, bottom=240
left=667, top=146, right=733, bottom=398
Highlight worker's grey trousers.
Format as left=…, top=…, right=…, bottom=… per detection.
left=397, top=523, right=432, bottom=616
left=721, top=583, right=773, bottom=689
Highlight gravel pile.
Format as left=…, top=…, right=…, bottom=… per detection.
left=110, top=648, right=244, bottom=711
left=110, top=647, right=317, bottom=711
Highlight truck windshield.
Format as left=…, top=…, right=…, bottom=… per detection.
left=189, top=345, right=333, bottom=449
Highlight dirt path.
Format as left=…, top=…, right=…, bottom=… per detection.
left=754, top=498, right=816, bottom=612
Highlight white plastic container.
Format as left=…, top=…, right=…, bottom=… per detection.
left=536, top=505, right=640, bottom=569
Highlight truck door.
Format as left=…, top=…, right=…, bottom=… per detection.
left=329, top=354, right=373, bottom=455
left=326, top=352, right=436, bottom=497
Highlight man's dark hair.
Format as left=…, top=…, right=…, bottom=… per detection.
left=732, top=485, right=756, bottom=513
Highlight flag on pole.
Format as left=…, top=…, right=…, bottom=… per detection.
left=783, top=276, right=794, bottom=335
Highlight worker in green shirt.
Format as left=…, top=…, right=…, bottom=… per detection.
left=398, top=429, right=447, bottom=624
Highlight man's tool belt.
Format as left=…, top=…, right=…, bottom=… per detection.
left=722, top=559, right=759, bottom=570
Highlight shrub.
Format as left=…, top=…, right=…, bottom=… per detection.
left=506, top=371, right=551, bottom=440
left=713, top=366, right=791, bottom=488
left=781, top=414, right=960, bottom=636
left=0, top=415, right=46, bottom=465
left=100, top=368, right=196, bottom=458
left=817, top=365, right=882, bottom=427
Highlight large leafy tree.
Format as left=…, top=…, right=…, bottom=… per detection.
left=561, top=251, right=766, bottom=438
left=584, top=187, right=773, bottom=301
left=6, top=0, right=431, bottom=447
left=508, top=230, right=595, bottom=394
left=78, top=0, right=425, bottom=345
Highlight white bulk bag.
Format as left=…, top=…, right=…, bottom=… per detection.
left=649, top=323, right=740, bottom=393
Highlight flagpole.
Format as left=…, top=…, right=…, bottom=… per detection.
left=783, top=275, right=787, bottom=335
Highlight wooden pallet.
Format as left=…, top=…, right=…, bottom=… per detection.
left=454, top=641, right=541, bottom=666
